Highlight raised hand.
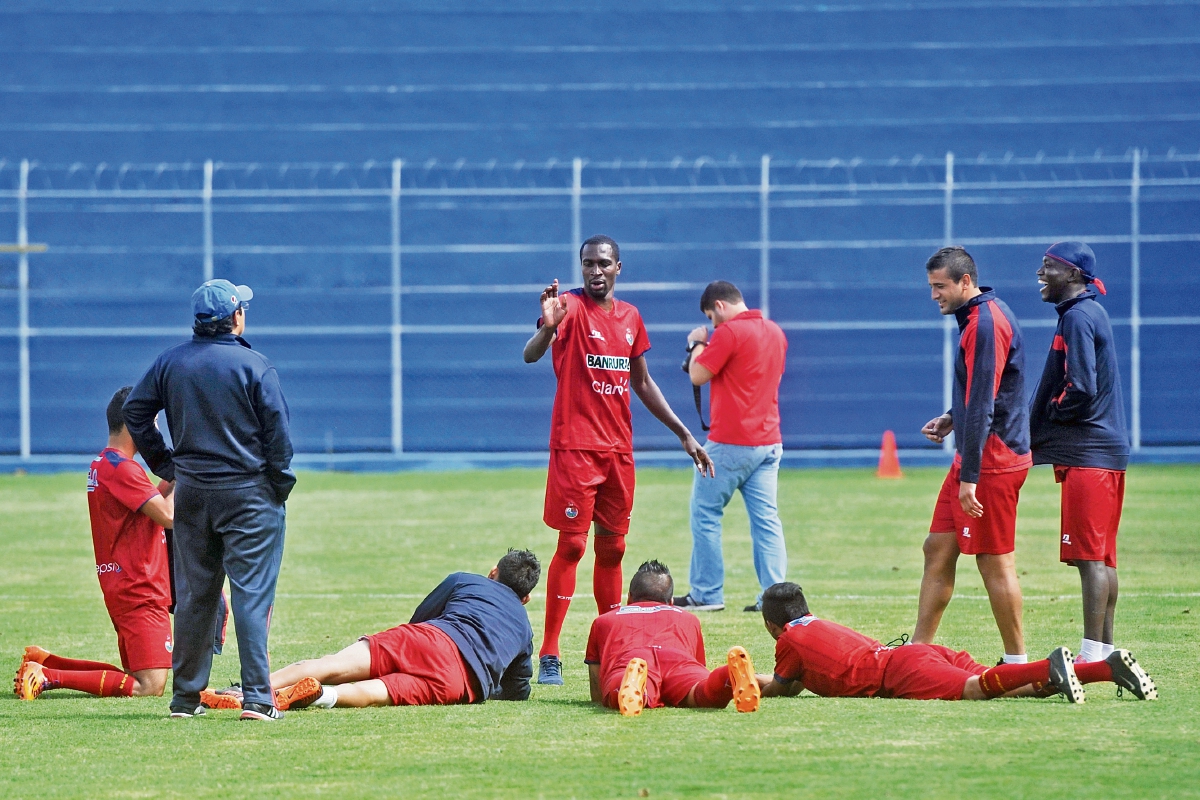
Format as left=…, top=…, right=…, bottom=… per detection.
left=540, top=279, right=568, bottom=331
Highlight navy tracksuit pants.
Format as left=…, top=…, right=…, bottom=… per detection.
left=171, top=481, right=286, bottom=708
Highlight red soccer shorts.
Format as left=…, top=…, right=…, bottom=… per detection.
left=930, top=463, right=1028, bottom=555
left=1055, top=466, right=1124, bottom=568
left=544, top=449, right=636, bottom=534
left=879, top=644, right=987, bottom=701
left=107, top=602, right=173, bottom=673
left=365, top=622, right=479, bottom=706
left=601, top=646, right=712, bottom=709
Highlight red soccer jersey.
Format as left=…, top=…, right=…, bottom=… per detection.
left=86, top=448, right=171, bottom=614
left=544, top=289, right=651, bottom=452
left=585, top=602, right=706, bottom=677
left=694, top=309, right=787, bottom=446
left=772, top=615, right=894, bottom=698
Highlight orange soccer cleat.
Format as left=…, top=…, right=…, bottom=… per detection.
left=727, top=646, right=761, bottom=713
left=274, top=677, right=323, bottom=711
left=617, top=657, right=648, bottom=717
left=22, top=646, right=51, bottom=665
left=199, top=688, right=244, bottom=710
left=14, top=661, right=48, bottom=701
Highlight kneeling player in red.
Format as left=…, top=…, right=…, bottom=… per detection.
left=757, top=582, right=1157, bottom=703
left=585, top=560, right=760, bottom=716
left=15, top=387, right=177, bottom=701
left=203, top=550, right=541, bottom=711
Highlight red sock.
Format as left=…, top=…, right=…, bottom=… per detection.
left=1074, top=661, right=1114, bottom=684
left=690, top=666, right=734, bottom=708
left=978, top=660, right=1051, bottom=697
left=593, top=534, right=626, bottom=614
left=539, top=532, right=588, bottom=658
left=43, top=668, right=136, bottom=697
left=40, top=654, right=123, bottom=672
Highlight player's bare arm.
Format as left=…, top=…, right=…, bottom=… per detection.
left=523, top=280, right=568, bottom=363
left=757, top=675, right=801, bottom=698
left=588, top=663, right=603, bottom=703
left=629, top=356, right=716, bottom=476
left=921, top=413, right=953, bottom=443
left=138, top=494, right=173, bottom=529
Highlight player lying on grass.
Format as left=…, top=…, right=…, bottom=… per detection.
left=757, top=582, right=1157, bottom=703
left=15, top=387, right=207, bottom=701
left=200, top=549, right=541, bottom=711
left=585, top=560, right=760, bottom=716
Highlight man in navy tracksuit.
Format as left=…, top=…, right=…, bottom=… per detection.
left=1030, top=241, right=1131, bottom=665
left=915, top=247, right=1033, bottom=664
left=250, top=550, right=541, bottom=710
left=124, top=279, right=295, bottom=720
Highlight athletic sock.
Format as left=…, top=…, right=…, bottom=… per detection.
left=592, top=534, right=627, bottom=614
left=1073, top=661, right=1114, bottom=684
left=40, top=654, right=123, bottom=672
left=1078, top=638, right=1105, bottom=663
left=43, top=668, right=136, bottom=697
left=690, top=666, right=734, bottom=708
left=978, top=660, right=1050, bottom=697
left=1100, top=643, right=1115, bottom=659
left=539, top=532, right=588, bottom=658
left=1002, top=653, right=1028, bottom=664
left=310, top=686, right=338, bottom=708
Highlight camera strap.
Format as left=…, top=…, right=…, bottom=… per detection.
left=692, top=385, right=710, bottom=431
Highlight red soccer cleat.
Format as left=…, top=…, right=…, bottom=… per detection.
left=727, top=646, right=761, bottom=713
left=617, top=658, right=648, bottom=717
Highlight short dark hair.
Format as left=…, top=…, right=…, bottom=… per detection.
left=761, top=582, right=811, bottom=628
left=580, top=234, right=620, bottom=263
left=700, top=280, right=744, bottom=312
left=628, top=560, right=673, bottom=604
left=193, top=314, right=235, bottom=338
left=106, top=386, right=133, bottom=435
left=496, top=548, right=541, bottom=598
left=925, top=246, right=978, bottom=286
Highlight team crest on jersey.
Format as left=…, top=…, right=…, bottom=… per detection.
left=625, top=328, right=634, bottom=345
left=586, top=354, right=630, bottom=372
left=565, top=504, right=579, bottom=520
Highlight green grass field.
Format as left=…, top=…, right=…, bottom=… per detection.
left=2, top=464, right=1198, bottom=798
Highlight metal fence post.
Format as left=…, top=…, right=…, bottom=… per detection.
left=760, top=155, right=771, bottom=319
left=391, top=159, right=404, bottom=455
left=203, top=160, right=213, bottom=282
left=17, top=159, right=30, bottom=460
left=1130, top=149, right=1142, bottom=451
left=941, top=151, right=955, bottom=453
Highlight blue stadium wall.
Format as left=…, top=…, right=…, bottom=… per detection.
left=1, top=1, right=1198, bottom=459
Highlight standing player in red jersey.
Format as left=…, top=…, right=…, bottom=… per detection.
left=757, top=583, right=1157, bottom=703
left=524, top=235, right=715, bottom=685
left=15, top=387, right=176, bottom=700
left=585, top=560, right=760, bottom=716
left=915, top=246, right=1032, bottom=664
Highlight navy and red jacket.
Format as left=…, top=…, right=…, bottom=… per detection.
left=410, top=572, right=534, bottom=702
left=949, top=290, right=1032, bottom=483
left=1029, top=288, right=1129, bottom=470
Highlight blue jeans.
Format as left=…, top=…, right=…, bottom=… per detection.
left=687, top=442, right=787, bottom=606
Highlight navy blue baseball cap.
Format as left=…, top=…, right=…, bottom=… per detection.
left=1045, top=241, right=1106, bottom=295
left=192, top=279, right=253, bottom=322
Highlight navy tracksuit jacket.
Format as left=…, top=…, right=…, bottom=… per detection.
left=1029, top=288, right=1130, bottom=470
left=410, top=572, right=535, bottom=702
left=950, top=290, right=1033, bottom=484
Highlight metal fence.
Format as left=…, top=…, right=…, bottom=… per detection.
left=2, top=150, right=1198, bottom=457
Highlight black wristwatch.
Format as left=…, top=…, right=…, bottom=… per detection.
left=686, top=339, right=706, bottom=353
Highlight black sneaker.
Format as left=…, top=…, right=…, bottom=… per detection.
left=240, top=702, right=283, bottom=721
left=743, top=603, right=762, bottom=613
left=1047, top=647, right=1085, bottom=704
left=673, top=595, right=725, bottom=612
left=537, top=654, right=564, bottom=686
left=1106, top=649, right=1158, bottom=700
left=169, top=703, right=207, bottom=719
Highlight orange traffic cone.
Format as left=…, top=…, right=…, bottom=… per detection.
left=876, top=430, right=903, bottom=479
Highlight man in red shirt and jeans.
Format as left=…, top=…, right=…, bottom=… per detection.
left=674, top=281, right=789, bottom=613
